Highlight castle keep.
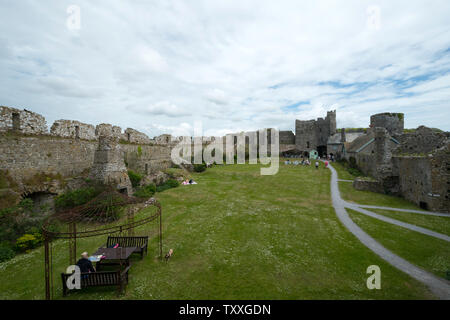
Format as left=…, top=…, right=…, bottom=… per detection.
left=295, top=110, right=336, bottom=156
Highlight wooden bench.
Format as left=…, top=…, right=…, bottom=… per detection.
left=106, top=236, right=149, bottom=258
left=61, top=266, right=131, bottom=296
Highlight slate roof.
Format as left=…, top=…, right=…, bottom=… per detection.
left=346, top=131, right=375, bottom=153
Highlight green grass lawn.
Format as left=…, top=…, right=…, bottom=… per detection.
left=370, top=209, right=450, bottom=236
left=348, top=209, right=450, bottom=279
left=331, top=161, right=356, bottom=181
left=0, top=162, right=436, bottom=299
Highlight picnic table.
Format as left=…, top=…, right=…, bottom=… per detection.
left=93, top=247, right=136, bottom=271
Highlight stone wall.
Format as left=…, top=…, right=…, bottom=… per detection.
left=95, top=123, right=123, bottom=140
left=279, top=131, right=295, bottom=144
left=353, top=178, right=383, bottom=193
left=51, top=120, right=96, bottom=140
left=392, top=156, right=433, bottom=210
left=0, top=106, right=47, bottom=134
left=428, top=142, right=450, bottom=212
left=123, top=144, right=173, bottom=175
left=0, top=134, right=97, bottom=185
left=124, top=128, right=152, bottom=144
left=155, top=134, right=172, bottom=145
left=353, top=153, right=377, bottom=177
left=0, top=132, right=172, bottom=193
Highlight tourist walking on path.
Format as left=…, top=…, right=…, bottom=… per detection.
left=315, top=161, right=319, bottom=169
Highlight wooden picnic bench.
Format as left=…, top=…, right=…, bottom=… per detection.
left=61, top=266, right=131, bottom=296
left=106, top=236, right=149, bottom=258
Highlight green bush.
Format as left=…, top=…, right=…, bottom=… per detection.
left=15, top=233, right=42, bottom=252
left=54, top=187, right=101, bottom=210
left=348, top=167, right=363, bottom=177
left=156, top=179, right=179, bottom=192
left=0, top=243, right=15, bottom=262
left=164, top=168, right=190, bottom=180
left=134, top=184, right=156, bottom=199
left=193, top=163, right=207, bottom=173
left=127, top=170, right=143, bottom=188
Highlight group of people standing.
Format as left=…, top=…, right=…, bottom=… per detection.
left=284, top=158, right=311, bottom=166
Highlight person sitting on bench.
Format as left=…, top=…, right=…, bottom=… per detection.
left=76, top=252, right=96, bottom=274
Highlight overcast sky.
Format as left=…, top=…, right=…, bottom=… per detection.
left=0, top=0, right=449, bottom=137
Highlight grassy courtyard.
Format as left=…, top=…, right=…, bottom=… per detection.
left=0, top=161, right=441, bottom=299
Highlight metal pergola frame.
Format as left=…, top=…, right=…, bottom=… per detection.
left=41, top=191, right=162, bottom=300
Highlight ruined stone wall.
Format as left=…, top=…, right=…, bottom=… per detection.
left=370, top=113, right=404, bottom=136
left=0, top=106, right=47, bottom=134
left=0, top=132, right=173, bottom=191
left=124, top=128, right=152, bottom=144
left=279, top=131, right=295, bottom=145
left=392, top=156, right=433, bottom=209
left=51, top=120, right=96, bottom=140
left=0, top=134, right=97, bottom=183
left=394, top=126, right=448, bottom=155
left=122, top=144, right=172, bottom=175
left=155, top=134, right=172, bottom=145
left=428, top=142, right=450, bottom=212
left=354, top=152, right=377, bottom=177
left=353, top=178, right=383, bottom=193
left=95, top=123, right=123, bottom=141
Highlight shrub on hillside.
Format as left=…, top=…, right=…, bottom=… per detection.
left=164, top=168, right=190, bottom=180
left=15, top=233, right=42, bottom=252
left=134, top=184, right=156, bottom=199
left=156, top=179, right=179, bottom=192
left=0, top=243, right=15, bottom=262
left=127, top=170, right=143, bottom=188
left=348, top=167, right=363, bottom=177
left=193, top=163, right=207, bottom=173
left=54, top=187, right=102, bottom=210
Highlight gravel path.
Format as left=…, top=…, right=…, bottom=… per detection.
left=345, top=203, right=450, bottom=242
left=354, top=204, right=450, bottom=217
left=328, top=163, right=450, bottom=299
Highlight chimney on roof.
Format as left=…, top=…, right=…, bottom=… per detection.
left=341, top=128, right=346, bottom=143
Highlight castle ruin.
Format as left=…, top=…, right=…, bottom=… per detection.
left=0, top=105, right=448, bottom=212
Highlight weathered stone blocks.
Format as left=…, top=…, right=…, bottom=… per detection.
left=51, top=120, right=96, bottom=140
left=0, top=106, right=47, bottom=134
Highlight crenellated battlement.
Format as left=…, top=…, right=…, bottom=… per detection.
left=0, top=105, right=163, bottom=145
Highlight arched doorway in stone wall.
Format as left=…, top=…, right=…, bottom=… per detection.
left=317, top=145, right=327, bottom=157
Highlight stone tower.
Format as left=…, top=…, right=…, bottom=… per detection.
left=327, top=110, right=337, bottom=136
left=295, top=110, right=337, bottom=156
left=89, top=135, right=132, bottom=195
left=370, top=113, right=404, bottom=136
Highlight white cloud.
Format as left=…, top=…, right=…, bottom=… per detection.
left=128, top=101, right=190, bottom=118
left=0, top=0, right=449, bottom=136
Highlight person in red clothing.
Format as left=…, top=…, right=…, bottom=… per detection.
left=324, top=160, right=329, bottom=168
